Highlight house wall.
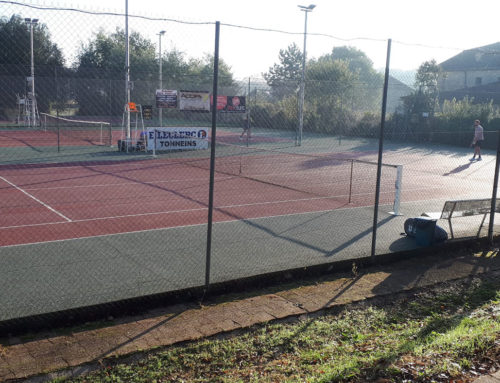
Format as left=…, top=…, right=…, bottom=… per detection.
left=439, top=69, right=500, bottom=92
left=387, top=82, right=411, bottom=113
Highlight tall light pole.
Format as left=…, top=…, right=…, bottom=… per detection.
left=297, top=4, right=315, bottom=146
left=25, top=17, right=38, bottom=128
left=125, top=0, right=131, bottom=140
left=158, top=30, right=166, bottom=127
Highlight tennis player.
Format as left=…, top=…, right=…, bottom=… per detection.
left=470, top=119, right=484, bottom=161
left=239, top=114, right=251, bottom=141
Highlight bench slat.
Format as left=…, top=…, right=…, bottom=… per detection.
left=440, top=198, right=493, bottom=219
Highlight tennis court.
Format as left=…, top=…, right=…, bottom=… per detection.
left=1, top=124, right=499, bottom=323
left=0, top=129, right=401, bottom=247
left=2, top=124, right=495, bottom=250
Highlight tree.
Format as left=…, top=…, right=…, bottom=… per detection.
left=0, top=14, right=65, bottom=118
left=183, top=53, right=235, bottom=90
left=74, top=30, right=236, bottom=116
left=329, top=46, right=384, bottom=111
left=159, top=48, right=190, bottom=86
left=74, top=28, right=157, bottom=116
left=414, top=59, right=440, bottom=110
left=402, top=60, right=441, bottom=116
left=263, top=43, right=303, bottom=99
left=330, top=46, right=379, bottom=83
left=305, top=57, right=358, bottom=133
left=399, top=60, right=442, bottom=141
left=260, top=44, right=383, bottom=133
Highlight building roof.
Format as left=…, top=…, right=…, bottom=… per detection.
left=388, top=75, right=413, bottom=90
left=440, top=42, right=500, bottom=71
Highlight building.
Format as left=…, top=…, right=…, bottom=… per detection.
left=439, top=81, right=500, bottom=105
left=438, top=42, right=500, bottom=93
left=387, top=75, right=413, bottom=113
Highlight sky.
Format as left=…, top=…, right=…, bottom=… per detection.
left=6, top=0, right=500, bottom=79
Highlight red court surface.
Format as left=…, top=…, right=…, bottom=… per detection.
left=0, top=153, right=400, bottom=247
left=2, top=128, right=489, bottom=248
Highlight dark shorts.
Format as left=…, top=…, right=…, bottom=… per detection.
left=475, top=140, right=483, bottom=148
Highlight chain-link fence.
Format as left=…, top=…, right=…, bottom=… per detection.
left=1, top=1, right=500, bottom=329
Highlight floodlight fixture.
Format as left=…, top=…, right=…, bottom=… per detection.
left=298, top=4, right=316, bottom=11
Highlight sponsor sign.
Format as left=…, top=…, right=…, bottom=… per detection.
left=179, top=90, right=210, bottom=111
left=146, top=127, right=209, bottom=151
left=156, top=89, right=178, bottom=109
left=142, top=105, right=153, bottom=120
left=211, top=96, right=246, bottom=113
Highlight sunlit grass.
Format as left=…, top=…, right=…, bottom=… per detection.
left=51, top=276, right=500, bottom=383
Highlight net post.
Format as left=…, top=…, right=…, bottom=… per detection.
left=57, top=117, right=60, bottom=153
left=389, top=165, right=403, bottom=216
left=348, top=159, right=354, bottom=204
left=108, top=123, right=112, bottom=147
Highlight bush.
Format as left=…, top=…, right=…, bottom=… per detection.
left=387, top=97, right=500, bottom=147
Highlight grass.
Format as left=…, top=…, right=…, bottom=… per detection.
left=49, top=273, right=500, bottom=383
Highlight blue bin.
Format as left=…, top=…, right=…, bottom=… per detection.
left=414, top=217, right=437, bottom=246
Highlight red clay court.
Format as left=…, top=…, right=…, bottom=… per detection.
left=4, top=126, right=484, bottom=249
left=0, top=148, right=399, bottom=247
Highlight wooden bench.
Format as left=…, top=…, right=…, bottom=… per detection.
left=422, top=198, right=499, bottom=239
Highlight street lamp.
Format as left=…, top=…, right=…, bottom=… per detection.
left=297, top=4, right=315, bottom=146
left=125, top=0, right=131, bottom=140
left=158, top=30, right=166, bottom=127
left=25, top=17, right=38, bottom=128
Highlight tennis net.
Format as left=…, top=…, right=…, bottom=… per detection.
left=40, top=113, right=112, bottom=147
left=170, top=140, right=403, bottom=212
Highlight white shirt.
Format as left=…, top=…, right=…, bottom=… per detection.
left=474, top=125, right=484, bottom=142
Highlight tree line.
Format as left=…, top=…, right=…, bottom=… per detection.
left=2, top=13, right=496, bottom=147
left=0, top=15, right=235, bottom=119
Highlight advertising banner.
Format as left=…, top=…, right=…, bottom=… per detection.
left=156, top=89, right=178, bottom=109
left=142, top=105, right=153, bottom=120
left=179, top=90, right=210, bottom=111
left=211, top=95, right=246, bottom=113
left=145, top=127, right=209, bottom=151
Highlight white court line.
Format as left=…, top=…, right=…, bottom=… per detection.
left=0, top=189, right=398, bottom=232
left=0, top=176, right=72, bottom=222
left=20, top=175, right=234, bottom=191
left=0, top=201, right=383, bottom=249
left=0, top=195, right=331, bottom=230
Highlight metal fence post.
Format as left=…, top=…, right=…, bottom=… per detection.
left=371, top=38, right=391, bottom=259
left=488, top=130, right=500, bottom=243
left=205, top=21, right=220, bottom=291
